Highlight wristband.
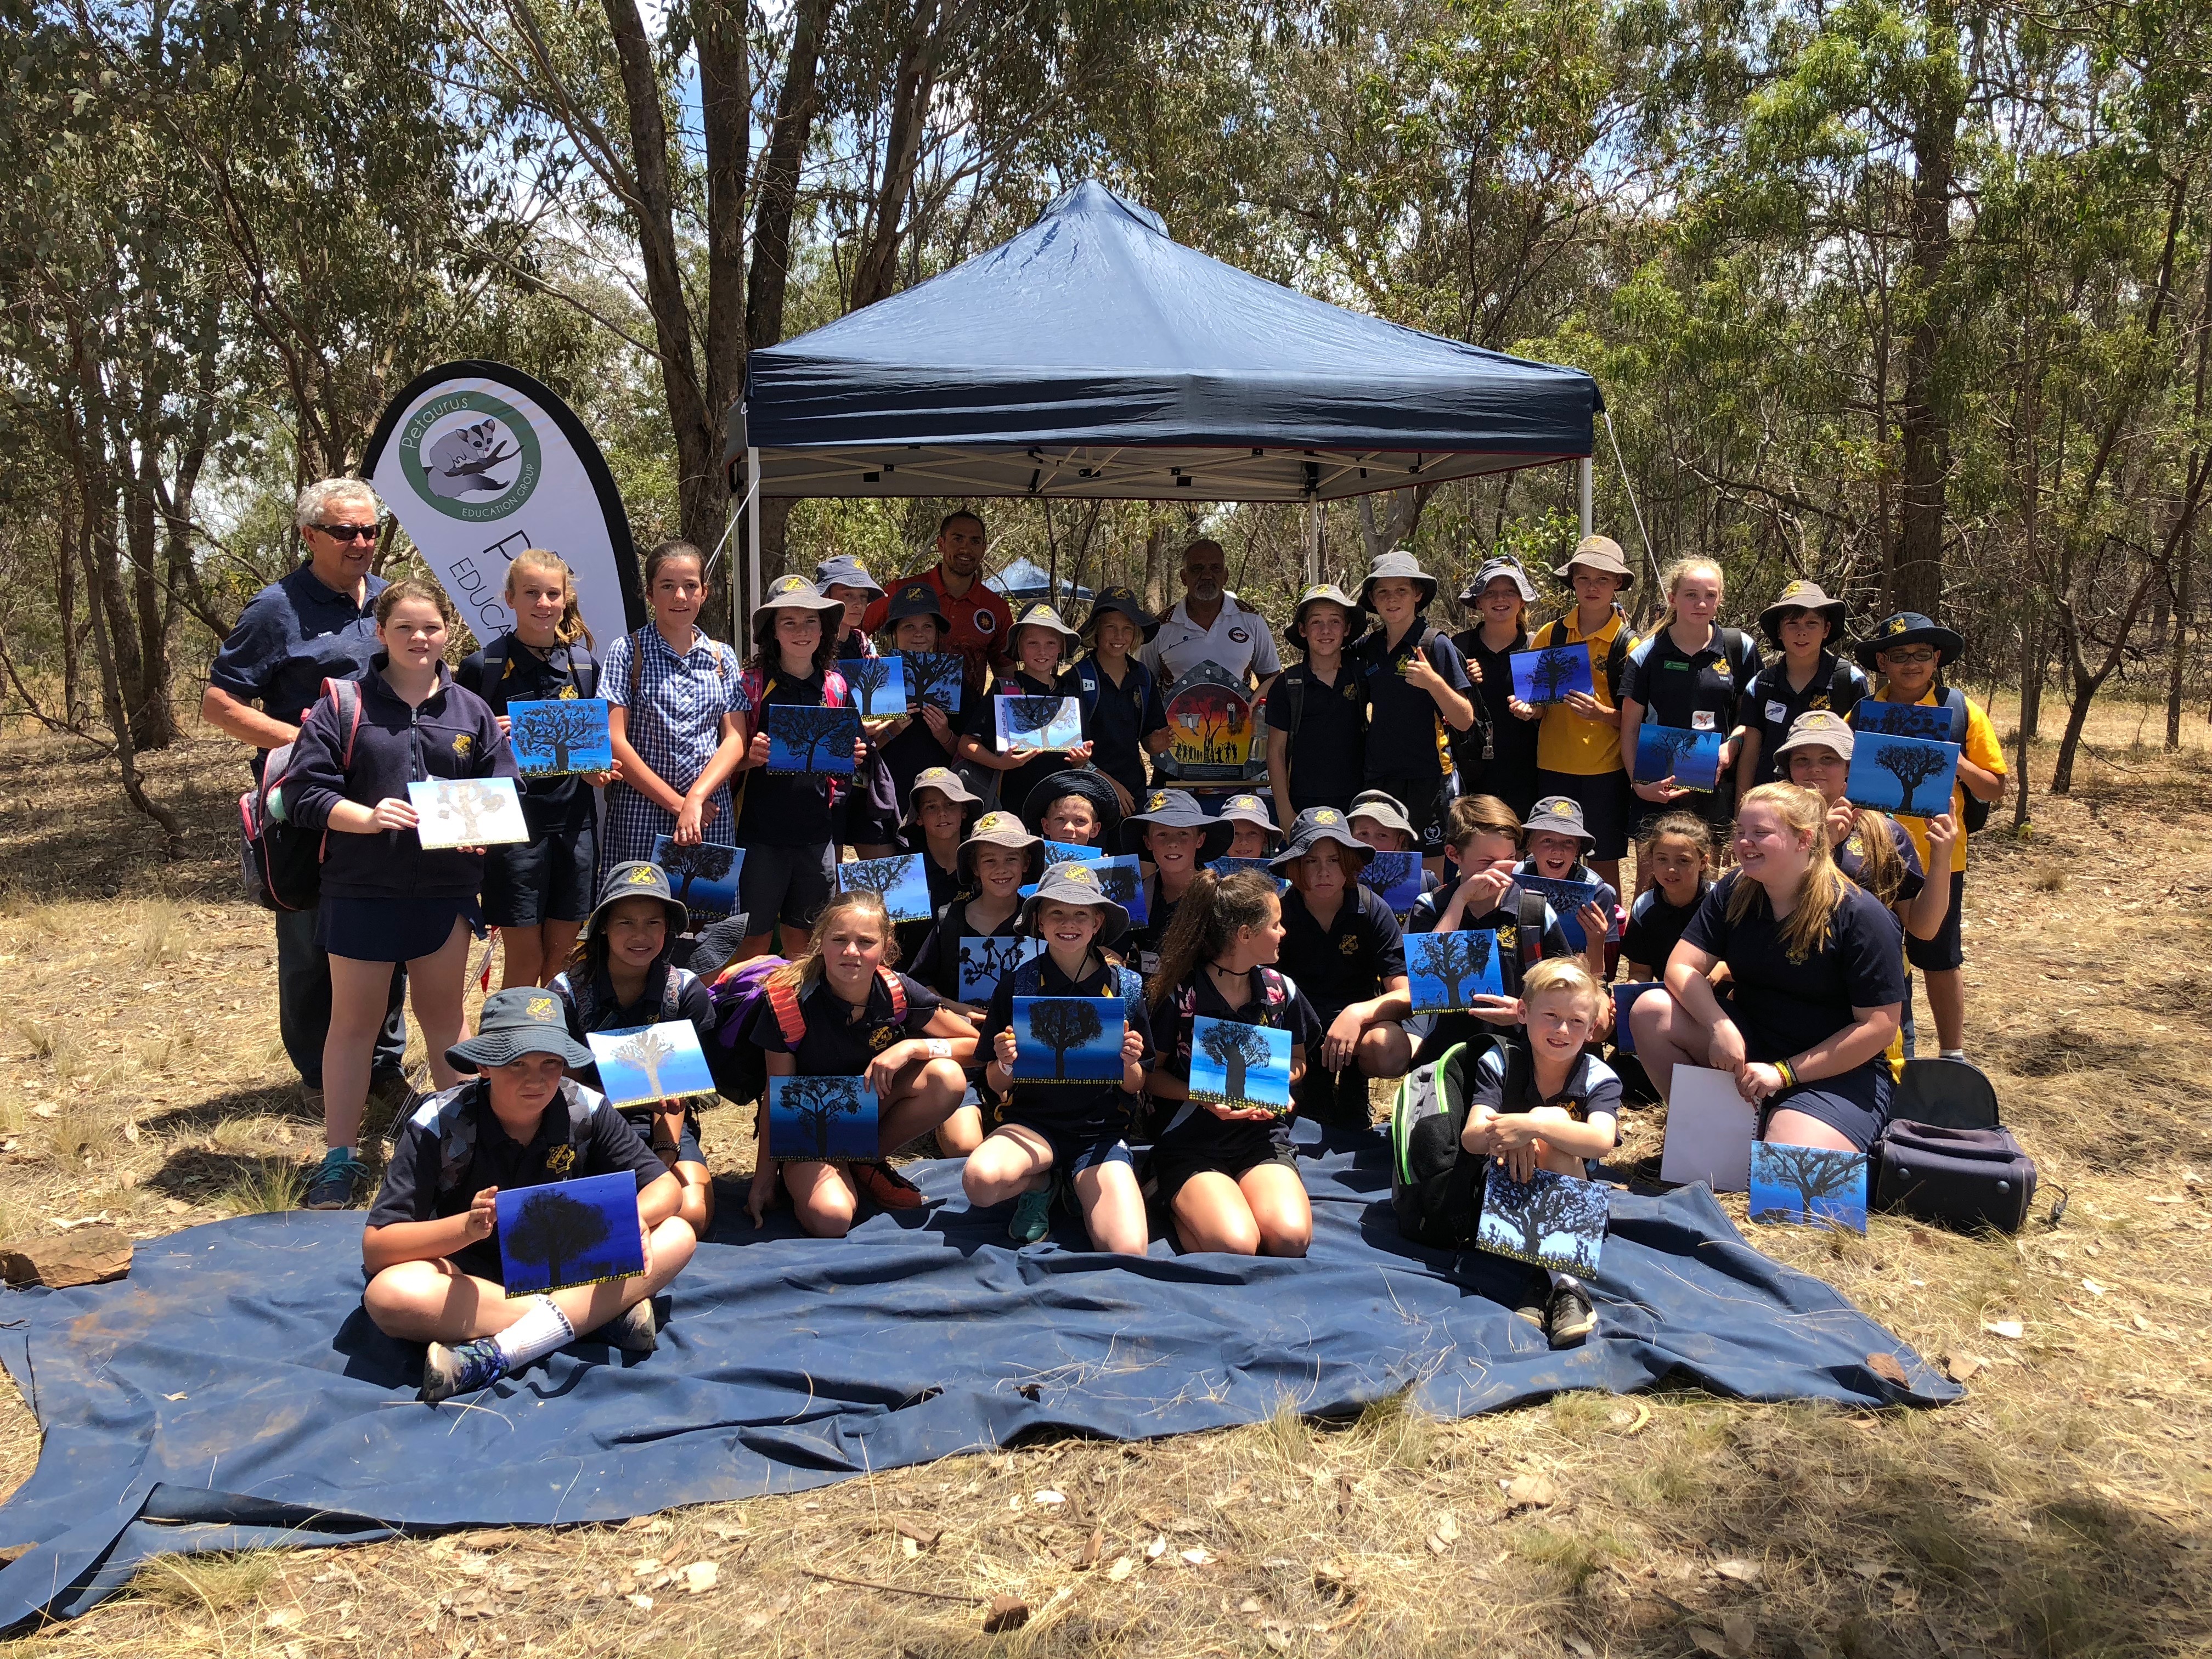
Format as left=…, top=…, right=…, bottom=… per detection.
left=926, top=1038, right=951, bottom=1059
left=1775, top=1059, right=1796, bottom=1088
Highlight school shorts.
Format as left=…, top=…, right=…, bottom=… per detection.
left=1366, top=773, right=1451, bottom=853
left=1758, top=1060, right=1890, bottom=1153
left=1148, top=1126, right=1297, bottom=1204
left=1535, top=768, right=1632, bottom=863
left=619, top=1105, right=706, bottom=1167
left=1904, top=869, right=1967, bottom=972
left=320, top=896, right=483, bottom=963
left=737, top=841, right=836, bottom=933
left=990, top=1103, right=1132, bottom=1177
left=483, top=821, right=597, bottom=928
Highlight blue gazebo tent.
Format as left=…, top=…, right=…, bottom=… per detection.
left=987, top=558, right=1094, bottom=608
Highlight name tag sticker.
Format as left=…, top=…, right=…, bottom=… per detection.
left=1692, top=710, right=1717, bottom=731
left=1765, top=700, right=1788, bottom=724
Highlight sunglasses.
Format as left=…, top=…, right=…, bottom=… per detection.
left=312, top=523, right=380, bottom=544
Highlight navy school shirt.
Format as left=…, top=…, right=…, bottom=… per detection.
left=1262, top=661, right=1365, bottom=808
left=456, top=635, right=601, bottom=832
left=1621, top=882, right=1709, bottom=973
left=978, top=949, right=1152, bottom=1136
left=208, top=562, right=389, bottom=777
left=1075, top=654, right=1167, bottom=799
left=283, top=657, right=516, bottom=901
left=1277, top=883, right=1406, bottom=1017
left=1149, top=965, right=1324, bottom=1163
left=1621, top=627, right=1762, bottom=741
left=1738, top=653, right=1869, bottom=786
left=1452, top=624, right=1541, bottom=800
left=910, top=896, right=1023, bottom=1003
left=881, top=701, right=969, bottom=816
left=1469, top=1042, right=1623, bottom=1145
left=746, top=969, right=943, bottom=1077
left=737, top=668, right=837, bottom=847
left=1404, top=881, right=1572, bottom=1056
left=1355, top=623, right=1472, bottom=782
left=1132, top=874, right=1192, bottom=980
left=894, top=847, right=968, bottom=967
left=550, top=960, right=719, bottom=1079
left=367, top=1079, right=665, bottom=1281
left=1679, top=870, right=1908, bottom=1066
left=993, top=668, right=1086, bottom=821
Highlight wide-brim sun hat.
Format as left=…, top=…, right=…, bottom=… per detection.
left=1018, top=860, right=1129, bottom=944
left=750, top=572, right=844, bottom=647
left=1553, top=533, right=1635, bottom=591
left=958, top=809, right=1047, bottom=883
left=1853, top=611, right=1964, bottom=670
left=1758, top=578, right=1848, bottom=649
left=1357, top=549, right=1438, bottom=611
left=447, top=986, right=595, bottom=1074
left=1285, top=583, right=1369, bottom=651
left=1459, top=556, right=1538, bottom=607
left=587, top=859, right=689, bottom=939
left=812, top=555, right=884, bottom=599
left=1773, top=709, right=1856, bottom=762
left=882, top=581, right=951, bottom=634
left=1522, top=794, right=1595, bottom=850
left=1269, top=808, right=1373, bottom=873
left=1023, top=768, right=1124, bottom=849
left=1080, top=586, right=1160, bottom=643
left=1217, top=793, right=1279, bottom=843
left=901, top=765, right=984, bottom=829
left=1121, top=787, right=1234, bottom=861
left=1008, top=602, right=1082, bottom=652
left=1346, top=790, right=1416, bottom=841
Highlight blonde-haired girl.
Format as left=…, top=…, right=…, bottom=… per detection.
left=458, top=550, right=608, bottom=988
left=1618, top=556, right=1760, bottom=842
left=741, top=889, right=976, bottom=1237
left=1627, top=783, right=1905, bottom=1153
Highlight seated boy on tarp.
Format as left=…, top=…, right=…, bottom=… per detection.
left=362, top=987, right=698, bottom=1405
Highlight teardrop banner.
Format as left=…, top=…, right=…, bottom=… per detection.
left=363, top=360, right=644, bottom=653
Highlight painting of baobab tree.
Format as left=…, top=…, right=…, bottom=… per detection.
left=507, top=697, right=613, bottom=776
left=1510, top=645, right=1594, bottom=706
left=585, top=1020, right=716, bottom=1108
left=1475, top=1165, right=1609, bottom=1276
left=652, top=836, right=743, bottom=918
left=957, top=935, right=1043, bottom=1003
left=1359, top=851, right=1423, bottom=915
left=495, top=1170, right=644, bottom=1295
left=839, top=655, right=909, bottom=718
left=1633, top=724, right=1722, bottom=789
left=1846, top=732, right=1959, bottom=817
left=837, top=853, right=933, bottom=922
left=1010, top=997, right=1124, bottom=1082
left=764, top=703, right=861, bottom=775
left=996, top=695, right=1083, bottom=753
left=406, top=776, right=530, bottom=848
left=768, top=1075, right=880, bottom=1161
left=1188, top=1015, right=1291, bottom=1113
left=1090, top=856, right=1148, bottom=925
left=1750, top=1141, right=1869, bottom=1233
left=902, top=652, right=965, bottom=713
left=1406, top=930, right=1504, bottom=1014
left=1855, top=699, right=1953, bottom=742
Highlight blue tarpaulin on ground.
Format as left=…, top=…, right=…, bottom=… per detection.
left=0, top=1136, right=1955, bottom=1627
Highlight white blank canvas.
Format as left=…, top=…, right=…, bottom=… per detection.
left=1661, top=1065, right=1758, bottom=1193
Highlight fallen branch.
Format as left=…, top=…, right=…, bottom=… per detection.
left=795, top=1567, right=983, bottom=1604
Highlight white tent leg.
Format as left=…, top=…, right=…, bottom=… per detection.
left=1578, top=456, right=1594, bottom=539
left=746, top=448, right=763, bottom=625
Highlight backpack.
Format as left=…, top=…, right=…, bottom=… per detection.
left=1156, top=967, right=1290, bottom=1138
left=1387, top=1040, right=1489, bottom=1246
left=704, top=961, right=907, bottom=1105
left=237, top=676, right=363, bottom=913
left=1871, top=1058, right=2042, bottom=1232
left=420, top=1078, right=599, bottom=1201
left=551, top=963, right=689, bottom=1037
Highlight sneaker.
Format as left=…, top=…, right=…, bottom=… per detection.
left=854, top=1160, right=924, bottom=1211
left=303, top=1147, right=369, bottom=1210
left=1511, top=1299, right=1547, bottom=1330
left=1008, top=1178, right=1057, bottom=1244
left=597, top=1299, right=658, bottom=1354
left=420, top=1337, right=507, bottom=1405
left=1547, top=1284, right=1598, bottom=1348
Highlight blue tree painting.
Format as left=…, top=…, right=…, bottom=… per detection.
left=958, top=936, right=1043, bottom=1003
left=1361, top=851, right=1423, bottom=913
left=1750, top=1142, right=1869, bottom=1232
left=837, top=853, right=933, bottom=922
left=1514, top=873, right=1604, bottom=951
left=1188, top=1015, right=1291, bottom=1112
left=1476, top=1165, right=1609, bottom=1275
left=1407, top=930, right=1504, bottom=1014
left=1011, top=997, right=1124, bottom=1082
left=1856, top=701, right=1953, bottom=741
left=839, top=656, right=909, bottom=718
left=1634, top=725, right=1723, bottom=789
left=1511, top=646, right=1594, bottom=705
left=496, top=1171, right=644, bottom=1295
left=1207, top=857, right=1288, bottom=893
left=1845, top=732, right=1959, bottom=816
left=586, top=1022, right=715, bottom=1107
left=765, top=704, right=861, bottom=775
left=653, top=837, right=742, bottom=919
left=997, top=695, right=1082, bottom=752
left=768, top=1075, right=881, bottom=1161
left=507, top=697, right=613, bottom=776
left=902, top=652, right=965, bottom=713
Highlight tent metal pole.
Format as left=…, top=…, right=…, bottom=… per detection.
left=1578, top=456, right=1594, bottom=539
left=746, top=448, right=763, bottom=625
left=1305, top=500, right=1321, bottom=585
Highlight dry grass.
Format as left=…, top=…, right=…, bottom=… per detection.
left=0, top=698, right=2207, bottom=1655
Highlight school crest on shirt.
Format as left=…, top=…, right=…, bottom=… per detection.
left=453, top=733, right=475, bottom=757
left=1339, top=935, right=1360, bottom=956
left=1498, top=925, right=1517, bottom=951
left=545, top=1144, right=577, bottom=1175
left=870, top=1025, right=899, bottom=1052
left=558, top=684, right=579, bottom=699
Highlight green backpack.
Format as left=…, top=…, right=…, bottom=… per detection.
left=1387, top=1040, right=1492, bottom=1246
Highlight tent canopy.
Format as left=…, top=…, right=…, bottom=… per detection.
left=729, top=182, right=1601, bottom=505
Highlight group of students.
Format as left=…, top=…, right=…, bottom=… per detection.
left=232, top=486, right=2006, bottom=1396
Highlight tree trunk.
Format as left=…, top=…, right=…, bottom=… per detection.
left=1141, top=521, right=1164, bottom=613
left=1893, top=4, right=1963, bottom=618
left=849, top=0, right=944, bottom=311
left=747, top=0, right=833, bottom=352
left=2172, top=252, right=2211, bottom=748
left=123, top=444, right=178, bottom=751
left=74, top=521, right=183, bottom=856
left=55, top=492, right=82, bottom=724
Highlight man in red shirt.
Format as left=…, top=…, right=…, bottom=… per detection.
left=860, top=510, right=1013, bottom=689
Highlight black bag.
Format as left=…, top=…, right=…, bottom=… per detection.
left=1874, top=1121, right=2038, bottom=1233
left=236, top=677, right=362, bottom=913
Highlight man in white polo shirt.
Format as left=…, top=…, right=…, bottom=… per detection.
left=1141, top=538, right=1282, bottom=690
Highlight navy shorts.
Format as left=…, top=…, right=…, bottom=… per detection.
left=738, top=841, right=837, bottom=933
left=1536, top=768, right=1633, bottom=862
left=619, top=1107, right=706, bottom=1167
left=321, top=896, right=483, bottom=963
left=991, top=1104, right=1132, bottom=1177
left=1148, top=1127, right=1296, bottom=1203
left=1758, top=1061, right=1890, bottom=1152
left=1904, top=868, right=1967, bottom=972
left=1366, top=774, right=1452, bottom=853
left=482, top=821, right=597, bottom=928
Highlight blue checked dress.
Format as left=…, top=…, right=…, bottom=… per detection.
left=602, top=625, right=750, bottom=872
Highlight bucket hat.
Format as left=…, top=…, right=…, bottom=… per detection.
left=957, top=810, right=1046, bottom=883
left=1459, top=556, right=1538, bottom=607
left=1024, top=768, right=1123, bottom=849
left=1758, top=578, right=1848, bottom=649
left=1853, top=611, right=1963, bottom=670
left=1522, top=794, right=1595, bottom=850
left=1285, top=584, right=1369, bottom=651
left=1553, top=534, right=1635, bottom=591
left=447, top=985, right=594, bottom=1074
left=1079, top=585, right=1159, bottom=643
left=1121, top=787, right=1234, bottom=861
left=1217, top=793, right=1279, bottom=844
left=1357, top=549, right=1438, bottom=611
left=1018, top=859, right=1129, bottom=944
left=1346, top=790, right=1415, bottom=842
left=901, top=765, right=984, bottom=830
left=587, top=859, right=688, bottom=940
left=1772, top=709, right=1855, bottom=763
left=1008, top=602, right=1082, bottom=654
left=1268, top=808, right=1372, bottom=873
left=749, top=572, right=843, bottom=647
left=812, top=555, right=884, bottom=599
left=881, top=580, right=950, bottom=635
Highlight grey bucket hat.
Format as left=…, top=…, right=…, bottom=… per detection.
left=1008, top=602, right=1082, bottom=654
left=1553, top=534, right=1635, bottom=590
left=1758, top=578, right=1848, bottom=648
left=1357, top=549, right=1438, bottom=611
left=1121, top=787, right=1235, bottom=861
left=1773, top=709, right=1856, bottom=763
left=749, top=572, right=844, bottom=647
left=447, top=985, right=594, bottom=1074
left=1285, top=583, right=1369, bottom=651
left=587, top=859, right=689, bottom=939
left=1217, top=793, right=1279, bottom=843
left=1017, top=859, right=1130, bottom=944
left=1459, top=556, right=1538, bottom=607
left=957, top=809, right=1047, bottom=883
left=1346, top=790, right=1416, bottom=842
left=902, top=764, right=984, bottom=828
left=1522, top=794, right=1596, bottom=850
left=812, top=555, right=885, bottom=599
left=1268, top=807, right=1373, bottom=873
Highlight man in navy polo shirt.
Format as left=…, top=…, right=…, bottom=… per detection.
left=202, top=478, right=408, bottom=1107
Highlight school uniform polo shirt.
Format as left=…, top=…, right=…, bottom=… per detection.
left=746, top=970, right=943, bottom=1076
left=1141, top=594, right=1282, bottom=686
left=1469, top=1043, right=1623, bottom=1130
left=1277, top=884, right=1407, bottom=1016
left=1075, top=655, right=1167, bottom=798
left=1262, top=662, right=1365, bottom=806
left=859, top=566, right=1014, bottom=687
left=1853, top=691, right=2005, bottom=874
left=1452, top=625, right=1541, bottom=778
left=1355, top=625, right=1472, bottom=784
left=1621, top=883, right=1707, bottom=973
left=1149, top=966, right=1323, bottom=1160
left=737, top=669, right=836, bottom=845
left=1533, top=611, right=1628, bottom=775
left=1621, top=628, right=1762, bottom=742
left=1679, top=872, right=1906, bottom=1063
left=208, top=563, right=389, bottom=775
left=1737, top=653, right=1868, bottom=786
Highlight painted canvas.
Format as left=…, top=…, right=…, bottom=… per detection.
left=957, top=935, right=1044, bottom=1004
left=1855, top=699, right=1953, bottom=742
left=1163, top=678, right=1258, bottom=772
left=764, top=703, right=861, bottom=776
left=1361, top=851, right=1424, bottom=915
left=408, top=776, right=531, bottom=849
left=1476, top=1165, right=1609, bottom=1275
left=1846, top=731, right=1959, bottom=817
left=1659, top=1065, right=1757, bottom=1192
left=1188, top=1015, right=1293, bottom=1114
left=1514, top=873, right=1605, bottom=952
left=653, top=837, right=743, bottom=919
left=496, top=1170, right=644, bottom=1297
left=1634, top=725, right=1724, bottom=790
left=1610, top=981, right=1661, bottom=1054
left=1010, top=996, right=1125, bottom=1082
left=768, top=1074, right=881, bottom=1161
left=1090, top=855, right=1148, bottom=926
left=1406, top=929, right=1505, bottom=1014
left=1043, top=838, right=1105, bottom=864
left=1510, top=645, right=1595, bottom=706
left=507, top=697, right=613, bottom=777
left=1207, top=856, right=1289, bottom=894
left=586, top=1020, right=716, bottom=1107
left=839, top=655, right=909, bottom=719
left=997, top=695, right=1084, bottom=753
left=837, top=853, right=933, bottom=923
left=1750, top=1141, right=1870, bottom=1233
left=902, top=651, right=966, bottom=713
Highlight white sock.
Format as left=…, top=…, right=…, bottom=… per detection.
left=1939, top=1048, right=1966, bottom=1061
left=1547, top=1271, right=1582, bottom=1293
left=492, top=1296, right=575, bottom=1369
